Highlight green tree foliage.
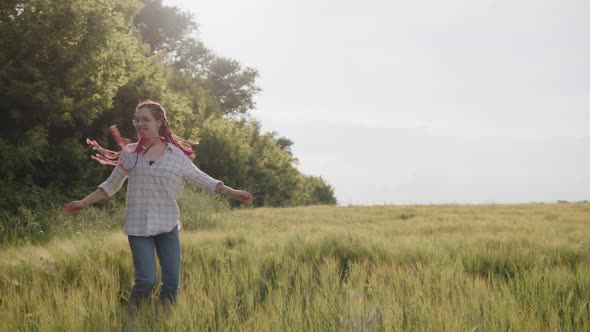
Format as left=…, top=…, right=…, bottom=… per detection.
left=246, top=125, right=301, bottom=206
left=134, top=0, right=197, bottom=55
left=275, top=136, right=294, bottom=155
left=0, top=0, right=147, bottom=207
left=202, top=57, right=261, bottom=115
left=134, top=0, right=260, bottom=116
left=0, top=0, right=336, bottom=217
left=194, top=119, right=302, bottom=207
left=291, top=175, right=338, bottom=206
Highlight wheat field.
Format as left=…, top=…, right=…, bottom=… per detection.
left=1, top=202, right=589, bottom=331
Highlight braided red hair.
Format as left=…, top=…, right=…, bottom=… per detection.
left=87, top=100, right=197, bottom=171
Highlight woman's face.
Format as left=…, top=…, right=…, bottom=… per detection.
left=133, top=108, right=162, bottom=138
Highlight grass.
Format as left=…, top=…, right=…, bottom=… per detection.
left=0, top=201, right=589, bottom=331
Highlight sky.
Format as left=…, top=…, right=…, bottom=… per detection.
left=164, top=0, right=590, bottom=205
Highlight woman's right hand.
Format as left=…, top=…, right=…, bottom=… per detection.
left=230, top=190, right=253, bottom=203
left=64, top=200, right=87, bottom=214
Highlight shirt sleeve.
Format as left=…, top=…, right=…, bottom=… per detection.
left=97, top=156, right=129, bottom=198
left=183, top=158, right=223, bottom=193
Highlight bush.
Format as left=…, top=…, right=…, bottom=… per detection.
left=0, top=207, right=51, bottom=246
left=178, top=187, right=230, bottom=230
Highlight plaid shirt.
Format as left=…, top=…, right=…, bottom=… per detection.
left=98, top=142, right=222, bottom=236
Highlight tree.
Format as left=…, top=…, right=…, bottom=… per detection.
left=0, top=0, right=337, bottom=214
left=294, top=176, right=337, bottom=205
left=133, top=1, right=261, bottom=116
left=134, top=0, right=197, bottom=54
left=276, top=136, right=295, bottom=155
left=0, top=0, right=146, bottom=207
left=202, top=57, right=261, bottom=115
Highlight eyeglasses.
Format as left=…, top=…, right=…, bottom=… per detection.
left=132, top=117, right=153, bottom=126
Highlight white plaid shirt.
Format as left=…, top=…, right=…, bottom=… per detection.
left=98, top=142, right=222, bottom=236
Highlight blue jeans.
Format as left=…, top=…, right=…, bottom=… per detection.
left=127, top=225, right=181, bottom=308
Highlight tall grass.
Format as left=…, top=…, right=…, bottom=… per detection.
left=0, top=203, right=589, bottom=330
left=0, top=187, right=229, bottom=247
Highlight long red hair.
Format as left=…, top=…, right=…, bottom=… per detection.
left=87, top=100, right=196, bottom=171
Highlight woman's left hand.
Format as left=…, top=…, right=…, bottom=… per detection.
left=64, top=200, right=87, bottom=214
left=231, top=190, right=253, bottom=203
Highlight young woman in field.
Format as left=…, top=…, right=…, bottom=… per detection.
left=64, top=100, right=253, bottom=308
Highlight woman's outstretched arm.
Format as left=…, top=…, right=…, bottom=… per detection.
left=183, top=157, right=253, bottom=203
left=215, top=183, right=253, bottom=203
left=64, top=189, right=108, bottom=214
left=65, top=153, right=129, bottom=214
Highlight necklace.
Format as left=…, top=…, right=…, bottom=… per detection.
left=142, top=139, right=161, bottom=153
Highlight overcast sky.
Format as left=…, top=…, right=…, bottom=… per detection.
left=164, top=0, right=589, bottom=205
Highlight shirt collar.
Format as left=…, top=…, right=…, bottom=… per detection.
left=165, top=142, right=183, bottom=155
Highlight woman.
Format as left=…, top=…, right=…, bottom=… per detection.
left=64, top=100, right=252, bottom=308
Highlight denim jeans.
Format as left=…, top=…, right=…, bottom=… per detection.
left=127, top=225, right=181, bottom=308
